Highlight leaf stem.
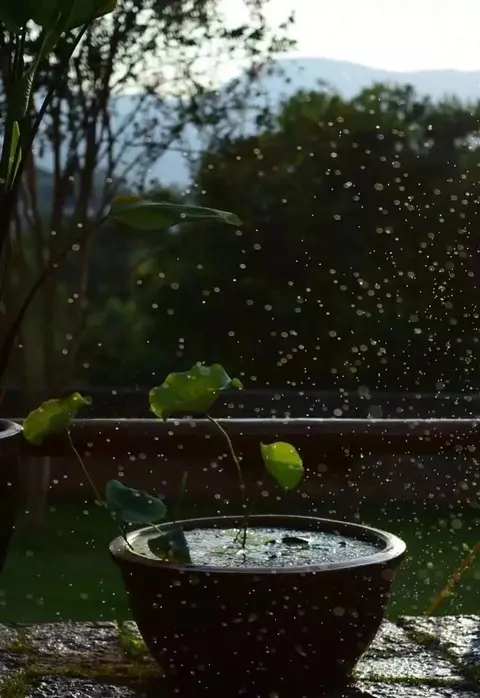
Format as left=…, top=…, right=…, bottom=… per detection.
left=66, top=430, right=131, bottom=549
left=232, top=474, right=265, bottom=546
left=426, top=539, right=480, bottom=615
left=172, top=470, right=188, bottom=525
left=206, top=414, right=248, bottom=548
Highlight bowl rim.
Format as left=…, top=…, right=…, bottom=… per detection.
left=0, top=420, right=22, bottom=441
left=109, top=514, right=406, bottom=575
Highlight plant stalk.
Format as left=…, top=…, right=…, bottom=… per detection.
left=67, top=430, right=131, bottom=549
left=206, top=414, right=248, bottom=548
left=426, top=540, right=480, bottom=615
left=172, top=470, right=188, bottom=525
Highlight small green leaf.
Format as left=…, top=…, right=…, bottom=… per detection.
left=105, top=480, right=167, bottom=524
left=109, top=196, right=242, bottom=230
left=23, top=392, right=91, bottom=445
left=150, top=363, right=243, bottom=420
left=261, top=442, right=304, bottom=491
left=148, top=527, right=192, bottom=563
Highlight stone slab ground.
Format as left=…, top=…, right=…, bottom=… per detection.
left=0, top=616, right=478, bottom=697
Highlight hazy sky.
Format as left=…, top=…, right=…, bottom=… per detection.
left=233, top=0, right=480, bottom=71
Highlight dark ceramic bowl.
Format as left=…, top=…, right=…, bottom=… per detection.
left=0, top=420, right=22, bottom=575
left=111, top=515, right=406, bottom=695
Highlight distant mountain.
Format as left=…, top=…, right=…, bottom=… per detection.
left=143, top=58, right=480, bottom=185
left=252, top=57, right=480, bottom=104
left=36, top=57, right=480, bottom=189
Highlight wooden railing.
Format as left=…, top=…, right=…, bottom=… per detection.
left=11, top=417, right=479, bottom=502
left=18, top=418, right=480, bottom=458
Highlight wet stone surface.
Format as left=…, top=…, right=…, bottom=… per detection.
left=23, top=621, right=123, bottom=660
left=0, top=623, right=26, bottom=677
left=367, top=620, right=416, bottom=656
left=399, top=615, right=480, bottom=666
left=356, top=685, right=480, bottom=698
left=0, top=652, right=25, bottom=678
left=0, top=617, right=477, bottom=697
left=27, top=677, right=145, bottom=697
left=356, top=621, right=465, bottom=682
left=0, top=622, right=17, bottom=649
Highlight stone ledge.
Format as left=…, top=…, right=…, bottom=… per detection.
left=0, top=617, right=478, bottom=697
left=356, top=621, right=465, bottom=684
left=399, top=616, right=480, bottom=667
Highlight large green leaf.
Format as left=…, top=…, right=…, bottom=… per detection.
left=149, top=363, right=243, bottom=420
left=261, top=442, right=304, bottom=491
left=0, top=0, right=34, bottom=32
left=23, top=393, right=92, bottom=445
left=31, top=0, right=116, bottom=29
left=109, top=196, right=242, bottom=231
left=0, top=0, right=115, bottom=30
left=148, top=527, right=192, bottom=563
left=105, top=480, right=167, bottom=524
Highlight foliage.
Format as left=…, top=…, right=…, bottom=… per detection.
left=0, top=0, right=290, bottom=395
left=105, top=480, right=167, bottom=524
left=24, top=366, right=304, bottom=560
left=149, top=363, right=243, bottom=419
left=0, top=0, right=116, bottom=32
left=124, top=83, right=480, bottom=393
left=148, top=527, right=192, bottom=563
left=261, top=442, right=304, bottom=491
left=22, top=393, right=92, bottom=445
left=110, top=196, right=242, bottom=230
left=426, top=540, right=480, bottom=615
left=0, top=0, right=257, bottom=530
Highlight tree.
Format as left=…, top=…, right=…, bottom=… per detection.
left=130, top=83, right=480, bottom=392
left=0, top=0, right=294, bottom=528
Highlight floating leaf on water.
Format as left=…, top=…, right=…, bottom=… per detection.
left=148, top=527, right=192, bottom=563
left=282, top=536, right=310, bottom=547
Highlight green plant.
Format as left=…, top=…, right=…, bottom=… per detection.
left=0, top=1, right=278, bottom=568
left=0, top=2, right=241, bottom=388
left=426, top=540, right=480, bottom=615
left=23, top=363, right=304, bottom=562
